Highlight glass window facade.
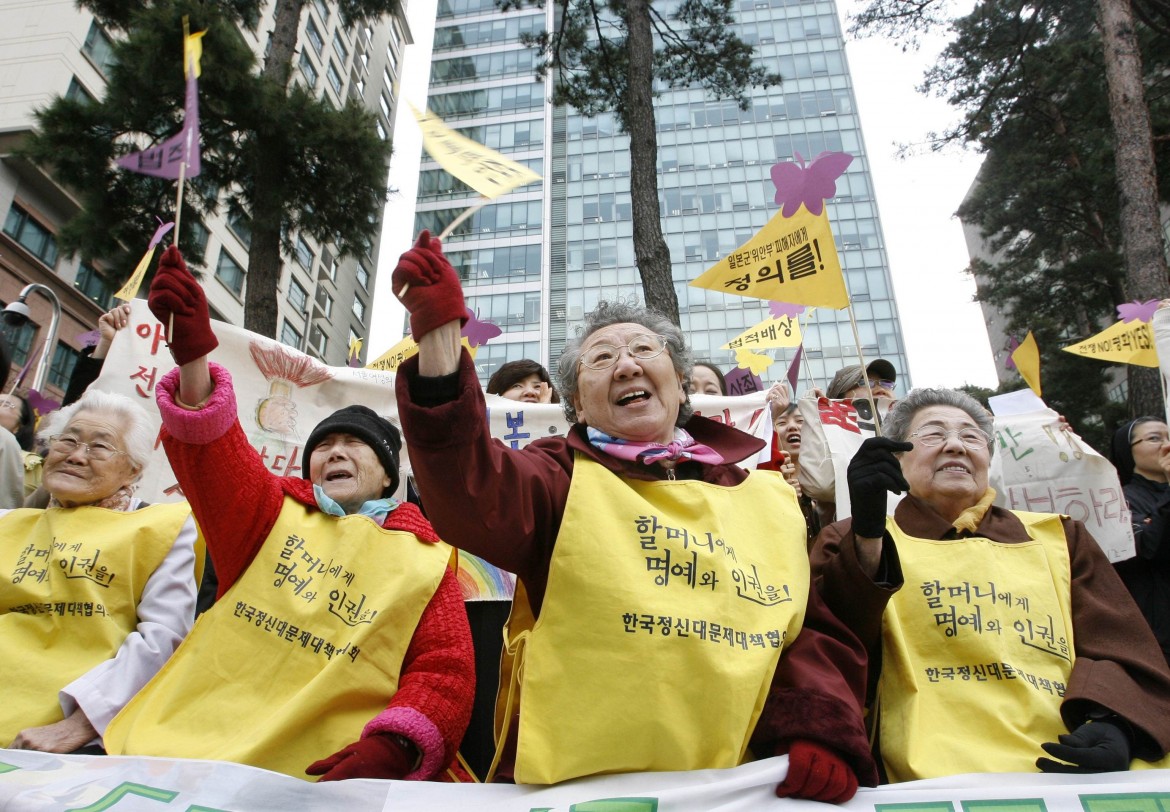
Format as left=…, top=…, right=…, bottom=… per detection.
left=215, top=249, right=245, bottom=296
left=3, top=204, right=58, bottom=267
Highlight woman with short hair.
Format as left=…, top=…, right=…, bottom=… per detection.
left=2, top=388, right=197, bottom=753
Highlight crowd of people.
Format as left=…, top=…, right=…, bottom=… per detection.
left=2, top=231, right=1169, bottom=803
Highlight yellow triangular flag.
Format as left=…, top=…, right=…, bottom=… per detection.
left=690, top=206, right=848, bottom=309
left=114, top=246, right=158, bottom=302
left=1011, top=331, right=1042, bottom=397
left=184, top=20, right=205, bottom=78
left=1061, top=319, right=1158, bottom=368
left=410, top=104, right=540, bottom=199
left=347, top=336, right=363, bottom=362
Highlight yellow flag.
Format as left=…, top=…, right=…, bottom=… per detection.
left=367, top=334, right=477, bottom=372
left=347, top=336, right=363, bottom=362
left=410, top=104, right=541, bottom=198
left=184, top=19, right=205, bottom=78
left=1061, top=319, right=1158, bottom=368
left=1012, top=331, right=1042, bottom=397
left=722, top=316, right=802, bottom=351
left=690, top=205, right=848, bottom=309
left=114, top=246, right=157, bottom=302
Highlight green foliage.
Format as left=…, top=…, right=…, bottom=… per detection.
left=21, top=0, right=392, bottom=334
left=504, top=0, right=780, bottom=129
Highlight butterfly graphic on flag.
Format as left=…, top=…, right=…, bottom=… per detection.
left=770, top=151, right=853, bottom=217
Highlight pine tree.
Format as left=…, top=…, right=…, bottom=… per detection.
left=500, top=0, right=781, bottom=324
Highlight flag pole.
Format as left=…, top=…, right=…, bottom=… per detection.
left=397, top=198, right=489, bottom=298
left=843, top=300, right=882, bottom=436
left=802, top=308, right=819, bottom=394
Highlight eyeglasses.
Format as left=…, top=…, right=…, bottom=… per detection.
left=579, top=334, right=668, bottom=370
left=1132, top=434, right=1169, bottom=447
left=0, top=400, right=20, bottom=411
left=908, top=427, right=992, bottom=450
left=48, top=434, right=127, bottom=461
left=869, top=379, right=896, bottom=390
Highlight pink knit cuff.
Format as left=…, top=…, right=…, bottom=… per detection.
left=156, top=363, right=239, bottom=445
left=362, top=706, right=446, bottom=781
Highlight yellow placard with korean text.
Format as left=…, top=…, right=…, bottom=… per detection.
left=114, top=246, right=158, bottom=302
left=690, top=205, right=848, bottom=308
left=1062, top=319, right=1158, bottom=368
left=411, top=104, right=541, bottom=199
left=366, top=334, right=477, bottom=372
left=723, top=316, right=802, bottom=351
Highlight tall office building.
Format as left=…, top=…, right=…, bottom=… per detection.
left=0, top=0, right=408, bottom=395
left=417, top=0, right=910, bottom=392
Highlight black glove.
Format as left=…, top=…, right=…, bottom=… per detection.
left=847, top=437, right=913, bottom=538
left=1036, top=719, right=1131, bottom=773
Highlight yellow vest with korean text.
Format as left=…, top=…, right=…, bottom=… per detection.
left=0, top=503, right=191, bottom=742
left=509, top=456, right=809, bottom=784
left=105, top=499, right=451, bottom=778
left=879, top=511, right=1080, bottom=781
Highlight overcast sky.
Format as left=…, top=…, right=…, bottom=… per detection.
left=369, top=0, right=1001, bottom=390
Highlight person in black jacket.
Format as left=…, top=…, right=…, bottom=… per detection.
left=1110, top=416, right=1170, bottom=666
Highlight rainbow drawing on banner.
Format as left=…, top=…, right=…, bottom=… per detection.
left=456, top=551, right=516, bottom=601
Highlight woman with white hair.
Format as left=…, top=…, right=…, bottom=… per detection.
left=0, top=388, right=197, bottom=753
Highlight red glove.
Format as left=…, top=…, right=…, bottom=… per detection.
left=305, top=733, right=417, bottom=781
left=775, top=740, right=859, bottom=804
left=147, top=245, right=218, bottom=365
left=391, top=230, right=468, bottom=340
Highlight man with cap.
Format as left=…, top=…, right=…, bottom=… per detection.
left=826, top=359, right=897, bottom=401
left=103, top=247, right=475, bottom=782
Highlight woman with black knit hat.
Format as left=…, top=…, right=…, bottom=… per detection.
left=103, top=247, right=475, bottom=783
left=1110, top=416, right=1170, bottom=666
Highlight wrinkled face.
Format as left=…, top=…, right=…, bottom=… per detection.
left=845, top=377, right=895, bottom=400
left=41, top=411, right=138, bottom=508
left=689, top=366, right=723, bottom=396
left=0, top=396, right=22, bottom=434
left=572, top=322, right=685, bottom=445
left=774, top=409, right=803, bottom=459
left=501, top=373, right=548, bottom=404
left=1131, top=420, right=1170, bottom=481
left=308, top=432, right=391, bottom=513
left=899, top=405, right=991, bottom=518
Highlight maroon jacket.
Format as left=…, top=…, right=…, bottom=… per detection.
left=813, top=493, right=1170, bottom=763
left=397, top=351, right=879, bottom=784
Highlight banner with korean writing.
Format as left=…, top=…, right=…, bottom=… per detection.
left=689, top=206, right=848, bottom=308
left=1062, top=318, right=1158, bottom=367
left=796, top=395, right=898, bottom=517
left=723, top=315, right=802, bottom=351
left=989, top=408, right=1135, bottom=562
left=2, top=749, right=1168, bottom=811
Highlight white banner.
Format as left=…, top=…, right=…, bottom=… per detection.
left=989, top=409, right=1135, bottom=562
left=92, top=302, right=776, bottom=505
left=1, top=750, right=1168, bottom=811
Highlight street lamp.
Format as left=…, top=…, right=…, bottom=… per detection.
left=3, top=283, right=61, bottom=393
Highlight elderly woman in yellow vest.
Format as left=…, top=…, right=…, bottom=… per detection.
left=391, top=232, right=877, bottom=803
left=812, top=387, right=1170, bottom=782
left=1, top=388, right=198, bottom=753
left=103, top=247, right=475, bottom=782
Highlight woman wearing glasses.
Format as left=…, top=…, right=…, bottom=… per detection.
left=1109, top=417, right=1170, bottom=667
left=392, top=232, right=877, bottom=803
left=813, top=388, right=1170, bottom=782
left=0, top=388, right=197, bottom=754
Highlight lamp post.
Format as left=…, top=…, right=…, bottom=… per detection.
left=3, top=283, right=62, bottom=393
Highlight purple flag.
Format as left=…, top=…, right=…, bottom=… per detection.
left=785, top=344, right=803, bottom=395
left=117, top=68, right=200, bottom=179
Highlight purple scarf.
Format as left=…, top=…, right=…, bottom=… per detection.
left=586, top=426, right=725, bottom=467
